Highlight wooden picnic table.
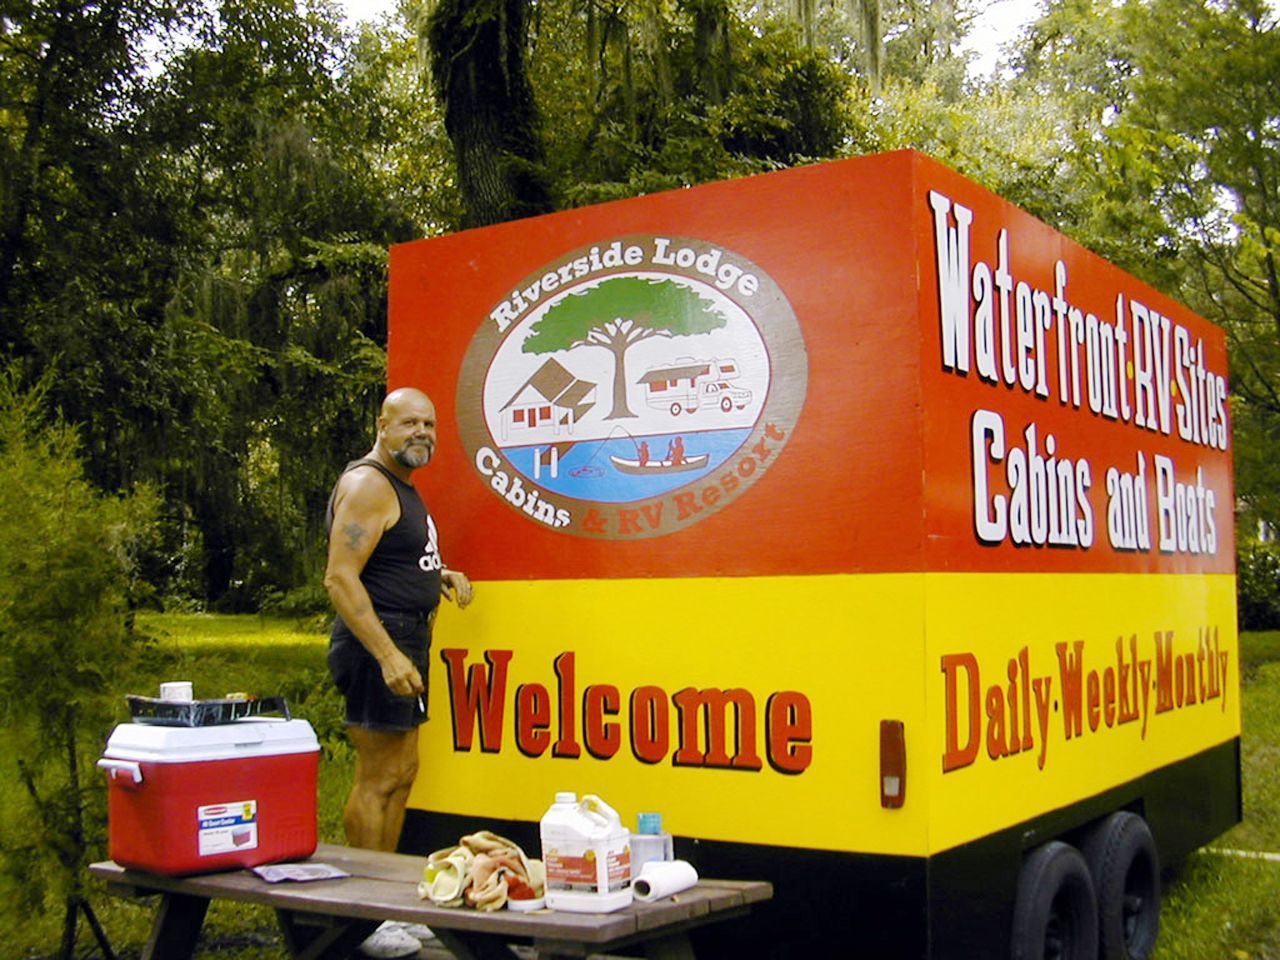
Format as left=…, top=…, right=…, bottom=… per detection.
left=89, top=843, right=772, bottom=960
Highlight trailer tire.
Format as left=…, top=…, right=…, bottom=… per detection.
left=1081, top=812, right=1160, bottom=960
left=1011, top=841, right=1099, bottom=960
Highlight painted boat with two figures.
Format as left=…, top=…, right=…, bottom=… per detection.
left=608, top=453, right=709, bottom=475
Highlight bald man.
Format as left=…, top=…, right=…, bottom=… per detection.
left=324, top=389, right=472, bottom=954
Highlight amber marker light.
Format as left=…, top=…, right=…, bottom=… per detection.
left=880, top=720, right=906, bottom=808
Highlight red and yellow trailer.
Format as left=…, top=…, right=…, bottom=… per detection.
left=388, top=150, right=1239, bottom=959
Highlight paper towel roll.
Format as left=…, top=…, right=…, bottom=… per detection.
left=632, top=860, right=698, bottom=902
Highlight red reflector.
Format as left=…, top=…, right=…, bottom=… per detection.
left=880, top=720, right=906, bottom=809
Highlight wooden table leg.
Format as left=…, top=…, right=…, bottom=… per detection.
left=141, top=892, right=210, bottom=960
left=643, top=932, right=697, bottom=960
left=276, top=910, right=379, bottom=960
left=432, top=927, right=525, bottom=960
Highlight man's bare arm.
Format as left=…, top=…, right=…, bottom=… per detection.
left=323, top=469, right=423, bottom=697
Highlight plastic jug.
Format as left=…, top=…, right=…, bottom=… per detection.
left=540, top=792, right=633, bottom=912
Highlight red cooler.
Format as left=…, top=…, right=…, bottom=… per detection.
left=98, top=717, right=319, bottom=875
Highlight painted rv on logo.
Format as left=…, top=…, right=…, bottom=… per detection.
left=640, top=357, right=753, bottom=416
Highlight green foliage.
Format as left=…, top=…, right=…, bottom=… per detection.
left=130, top=2, right=425, bottom=606
left=260, top=580, right=334, bottom=617
left=523, top=0, right=858, bottom=208
left=1, top=0, right=452, bottom=611
left=528, top=276, right=725, bottom=348
left=0, top=0, right=192, bottom=306
left=1239, top=542, right=1280, bottom=631
left=717, top=26, right=856, bottom=161
left=1107, top=0, right=1280, bottom=485
left=0, top=369, right=158, bottom=950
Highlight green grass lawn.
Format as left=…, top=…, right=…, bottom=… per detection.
left=1155, top=629, right=1280, bottom=960
left=1, top=617, right=1277, bottom=958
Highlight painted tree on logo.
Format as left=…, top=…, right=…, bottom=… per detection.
left=523, top=276, right=726, bottom=419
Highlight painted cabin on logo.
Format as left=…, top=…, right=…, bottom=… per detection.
left=499, top=359, right=597, bottom=440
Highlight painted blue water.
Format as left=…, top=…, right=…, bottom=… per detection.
left=503, top=429, right=753, bottom=503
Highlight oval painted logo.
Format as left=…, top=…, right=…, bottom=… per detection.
left=457, top=234, right=807, bottom=538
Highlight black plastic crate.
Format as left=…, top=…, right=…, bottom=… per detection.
left=126, top=695, right=291, bottom=726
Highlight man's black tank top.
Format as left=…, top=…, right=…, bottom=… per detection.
left=328, top=459, right=442, bottom=616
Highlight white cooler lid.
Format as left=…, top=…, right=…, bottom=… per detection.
left=103, top=717, right=319, bottom=763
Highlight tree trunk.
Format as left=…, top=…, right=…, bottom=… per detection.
left=637, top=0, right=673, bottom=105
left=793, top=0, right=811, bottom=46
left=586, top=0, right=599, bottom=98
left=58, top=896, right=78, bottom=960
left=856, top=0, right=882, bottom=90
left=605, top=341, right=637, bottom=419
left=622, top=19, right=638, bottom=141
left=427, top=0, right=555, bottom=227
left=58, top=708, right=85, bottom=960
left=687, top=0, right=732, bottom=105
left=0, top=8, right=66, bottom=323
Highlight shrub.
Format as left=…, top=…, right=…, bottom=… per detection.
left=0, top=369, right=157, bottom=959
left=1239, top=541, right=1280, bottom=630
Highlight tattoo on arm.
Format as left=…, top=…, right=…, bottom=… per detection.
left=342, top=522, right=366, bottom=551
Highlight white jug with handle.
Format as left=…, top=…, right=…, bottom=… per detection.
left=540, top=791, right=633, bottom=912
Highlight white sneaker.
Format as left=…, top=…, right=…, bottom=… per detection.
left=358, top=921, right=421, bottom=958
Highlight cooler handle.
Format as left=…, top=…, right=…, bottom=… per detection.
left=97, top=758, right=143, bottom=784
left=232, top=726, right=267, bottom=747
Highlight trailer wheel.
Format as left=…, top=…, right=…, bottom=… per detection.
left=1081, top=813, right=1160, bottom=960
left=1011, top=841, right=1098, bottom=960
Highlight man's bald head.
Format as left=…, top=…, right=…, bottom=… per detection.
left=376, top=388, right=437, bottom=472
left=382, top=387, right=433, bottom=417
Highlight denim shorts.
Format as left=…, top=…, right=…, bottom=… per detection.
left=328, top=609, right=433, bottom=732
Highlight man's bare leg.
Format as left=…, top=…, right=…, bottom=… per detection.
left=344, top=727, right=425, bottom=956
left=345, top=726, right=420, bottom=851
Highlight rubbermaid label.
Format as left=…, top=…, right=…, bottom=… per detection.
left=197, top=800, right=258, bottom=856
